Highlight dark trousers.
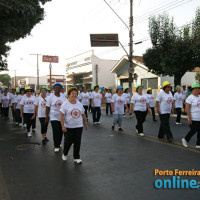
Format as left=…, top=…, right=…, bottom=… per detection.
left=2, top=107, right=9, bottom=118
left=83, top=105, right=88, bottom=119
left=51, top=121, right=63, bottom=148
left=63, top=127, right=83, bottom=159
left=134, top=111, right=146, bottom=133
left=185, top=121, right=200, bottom=145
left=11, top=106, right=16, bottom=122
left=32, top=118, right=36, bottom=129
left=39, top=118, right=48, bottom=134
left=158, top=114, right=173, bottom=140
left=124, top=104, right=130, bottom=113
left=0, top=103, right=2, bottom=117
left=93, top=107, right=101, bottom=123
left=106, top=103, right=112, bottom=115
left=16, top=109, right=22, bottom=123
left=175, top=108, right=182, bottom=123
left=150, top=107, right=156, bottom=120
left=23, top=113, right=34, bottom=132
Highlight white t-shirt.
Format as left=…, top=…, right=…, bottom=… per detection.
left=123, top=93, right=131, bottom=104
left=0, top=93, right=3, bottom=101
left=156, top=91, right=173, bottom=114
left=46, top=93, right=66, bottom=121
left=61, top=92, right=67, bottom=98
left=34, top=95, right=49, bottom=118
left=111, top=94, right=126, bottom=114
left=174, top=92, right=183, bottom=108
left=79, top=92, right=90, bottom=106
left=186, top=94, right=200, bottom=121
left=131, top=93, right=149, bottom=112
left=105, top=93, right=112, bottom=103
left=146, top=94, right=155, bottom=108
left=20, top=95, right=35, bottom=113
left=9, top=93, right=17, bottom=106
left=182, top=89, right=188, bottom=100
left=47, top=93, right=52, bottom=97
left=1, top=95, right=10, bottom=107
left=60, top=101, right=85, bottom=128
left=15, top=94, right=25, bottom=109
left=91, top=91, right=102, bottom=107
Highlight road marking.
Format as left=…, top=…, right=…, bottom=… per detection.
left=92, top=122, right=200, bottom=154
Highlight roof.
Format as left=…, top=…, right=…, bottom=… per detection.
left=133, top=56, right=144, bottom=65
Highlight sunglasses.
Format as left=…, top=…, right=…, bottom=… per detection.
left=27, top=90, right=32, bottom=92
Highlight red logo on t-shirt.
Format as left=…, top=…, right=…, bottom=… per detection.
left=71, top=108, right=81, bottom=119
left=197, top=100, right=200, bottom=108
left=55, top=100, right=63, bottom=108
left=178, top=97, right=182, bottom=101
left=167, top=97, right=173, bottom=104
left=96, top=95, right=100, bottom=100
left=117, top=98, right=124, bottom=105
left=27, top=100, right=34, bottom=105
left=140, top=97, right=146, bottom=104
left=84, top=95, right=88, bottom=99
left=41, top=101, right=46, bottom=108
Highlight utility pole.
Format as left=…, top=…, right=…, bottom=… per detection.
left=29, top=53, right=42, bottom=91
left=129, top=0, right=134, bottom=93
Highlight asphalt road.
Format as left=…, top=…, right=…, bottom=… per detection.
left=0, top=110, right=200, bottom=200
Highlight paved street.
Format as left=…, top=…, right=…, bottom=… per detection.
left=0, top=110, right=200, bottom=200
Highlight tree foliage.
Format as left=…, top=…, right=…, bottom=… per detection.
left=143, top=8, right=200, bottom=86
left=0, top=0, right=51, bottom=71
left=0, top=74, right=11, bottom=87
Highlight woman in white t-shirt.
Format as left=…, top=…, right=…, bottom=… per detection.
left=182, top=83, right=200, bottom=148
left=111, top=85, right=128, bottom=131
left=1, top=89, right=10, bottom=120
left=0, top=88, right=3, bottom=117
left=129, top=84, right=150, bottom=136
left=156, top=81, right=174, bottom=142
left=20, top=87, right=36, bottom=137
left=46, top=82, right=66, bottom=152
left=79, top=86, right=90, bottom=120
left=33, top=86, right=49, bottom=144
left=146, top=88, right=157, bottom=121
left=60, top=87, right=88, bottom=164
left=105, top=88, right=112, bottom=115
left=173, top=85, right=183, bottom=125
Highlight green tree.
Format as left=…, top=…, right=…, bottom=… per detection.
left=0, top=74, right=11, bottom=87
left=0, top=0, right=51, bottom=71
left=143, top=8, right=200, bottom=86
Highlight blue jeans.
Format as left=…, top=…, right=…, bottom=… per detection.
left=113, top=114, right=123, bottom=125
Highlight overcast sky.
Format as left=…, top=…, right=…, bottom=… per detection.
left=3, top=0, right=200, bottom=78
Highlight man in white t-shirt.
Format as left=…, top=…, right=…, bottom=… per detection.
left=91, top=85, right=102, bottom=124
left=105, top=88, right=112, bottom=115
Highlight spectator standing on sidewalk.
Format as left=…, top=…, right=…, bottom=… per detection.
left=91, top=85, right=102, bottom=125
left=111, top=85, right=128, bottom=131
left=45, top=82, right=66, bottom=152
left=156, top=81, right=174, bottom=142
left=105, top=88, right=112, bottom=115
left=146, top=88, right=157, bottom=121
left=173, top=85, right=183, bottom=125
left=182, top=83, right=200, bottom=148
left=20, top=87, right=35, bottom=137
left=1, top=89, right=10, bottom=120
left=60, top=87, right=88, bottom=164
left=33, top=86, right=49, bottom=144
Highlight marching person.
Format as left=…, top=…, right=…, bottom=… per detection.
left=182, top=85, right=187, bottom=113
left=1, top=89, right=10, bottom=120
left=173, top=85, right=183, bottom=125
left=79, top=85, right=90, bottom=121
left=146, top=88, right=157, bottom=121
left=47, top=88, right=52, bottom=97
left=9, top=88, right=17, bottom=122
left=88, top=88, right=93, bottom=113
left=33, top=86, right=49, bottom=144
left=182, top=83, right=200, bottom=148
left=20, top=87, right=35, bottom=137
left=0, top=88, right=3, bottom=117
left=111, top=85, right=128, bottom=131
left=123, top=88, right=131, bottom=118
left=129, top=84, right=150, bottom=137
left=46, top=82, right=66, bottom=152
left=60, top=87, right=88, bottom=164
left=156, top=81, right=174, bottom=142
left=91, top=85, right=102, bottom=124
left=105, top=88, right=112, bottom=115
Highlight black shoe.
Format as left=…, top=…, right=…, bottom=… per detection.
left=153, top=119, right=157, bottom=121
left=167, top=138, right=173, bottom=143
left=42, top=139, right=47, bottom=145
left=118, top=128, right=123, bottom=131
left=44, top=137, right=49, bottom=142
left=112, top=125, right=115, bottom=130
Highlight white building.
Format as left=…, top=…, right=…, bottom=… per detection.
left=66, top=50, right=118, bottom=90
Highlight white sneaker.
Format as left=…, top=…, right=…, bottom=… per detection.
left=62, top=154, right=67, bottom=161
left=54, top=148, right=60, bottom=152
left=60, top=144, right=62, bottom=148
left=182, top=138, right=188, bottom=147
left=97, top=122, right=100, bottom=125
left=74, top=159, right=82, bottom=164
left=196, top=145, right=200, bottom=149
left=23, top=124, right=27, bottom=128
left=19, top=123, right=23, bottom=127
left=176, top=122, right=179, bottom=125
left=15, top=122, right=18, bottom=125
left=94, top=122, right=98, bottom=124
left=138, top=133, right=144, bottom=137
left=27, top=132, right=32, bottom=137
left=123, top=115, right=126, bottom=118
